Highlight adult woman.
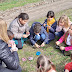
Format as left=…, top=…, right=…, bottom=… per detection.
left=0, top=18, right=21, bottom=72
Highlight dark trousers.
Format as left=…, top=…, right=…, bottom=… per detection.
left=13, top=37, right=27, bottom=49
left=13, top=38, right=23, bottom=49
left=16, top=39, right=23, bottom=49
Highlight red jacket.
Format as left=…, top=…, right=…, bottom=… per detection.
left=65, top=62, right=72, bottom=71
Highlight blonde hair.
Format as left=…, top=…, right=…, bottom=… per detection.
left=58, top=15, right=70, bottom=28
left=37, top=55, right=56, bottom=72
left=0, top=18, right=10, bottom=43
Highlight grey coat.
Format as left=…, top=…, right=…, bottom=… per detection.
left=8, top=18, right=30, bottom=39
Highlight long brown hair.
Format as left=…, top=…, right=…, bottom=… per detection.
left=37, top=55, right=56, bottom=72
left=0, top=18, right=10, bottom=43
left=62, top=24, right=72, bottom=43
left=58, top=15, right=70, bottom=28
left=64, top=31, right=69, bottom=43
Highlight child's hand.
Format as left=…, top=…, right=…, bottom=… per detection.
left=8, top=44, right=11, bottom=47
left=26, top=31, right=30, bottom=36
left=35, top=43, right=40, bottom=48
left=11, top=43, right=18, bottom=52
left=11, top=43, right=16, bottom=49
left=41, top=42, right=45, bottom=47
left=65, top=69, right=69, bottom=72
left=56, top=41, right=60, bottom=45
left=23, top=34, right=29, bottom=38
left=8, top=40, right=15, bottom=47
left=60, top=46, right=65, bottom=50
left=47, top=26, right=51, bottom=29
left=43, top=23, right=46, bottom=27
left=26, top=31, right=30, bottom=35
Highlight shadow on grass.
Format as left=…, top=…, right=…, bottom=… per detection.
left=56, top=57, right=71, bottom=72
left=56, top=62, right=65, bottom=72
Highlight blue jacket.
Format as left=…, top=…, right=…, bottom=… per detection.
left=43, top=19, right=57, bottom=40
left=29, top=22, right=48, bottom=45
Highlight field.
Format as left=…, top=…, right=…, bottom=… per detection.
left=0, top=0, right=42, bottom=10
left=18, top=8, right=72, bottom=72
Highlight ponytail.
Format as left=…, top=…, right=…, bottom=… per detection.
left=37, top=66, right=44, bottom=72
left=15, top=13, right=29, bottom=20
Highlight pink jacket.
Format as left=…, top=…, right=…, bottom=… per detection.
left=58, top=33, right=72, bottom=51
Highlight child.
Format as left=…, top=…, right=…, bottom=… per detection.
left=7, top=30, right=18, bottom=52
left=56, top=24, right=72, bottom=51
left=56, top=15, right=72, bottom=37
left=64, top=54, right=72, bottom=72
left=43, top=11, right=57, bottom=44
left=37, top=55, right=56, bottom=72
left=29, top=22, right=48, bottom=48
left=8, top=13, right=30, bottom=49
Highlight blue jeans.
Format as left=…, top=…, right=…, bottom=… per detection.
left=46, top=40, right=51, bottom=44
left=34, top=33, right=46, bottom=42
left=55, top=31, right=64, bottom=37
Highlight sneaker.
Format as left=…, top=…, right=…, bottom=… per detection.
left=56, top=45, right=60, bottom=49
left=32, top=45, right=36, bottom=48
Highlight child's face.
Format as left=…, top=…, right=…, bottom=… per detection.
left=47, top=16, right=54, bottom=21
left=69, top=25, right=72, bottom=36
left=19, top=18, right=28, bottom=25
left=59, top=20, right=64, bottom=26
left=9, top=35, right=14, bottom=40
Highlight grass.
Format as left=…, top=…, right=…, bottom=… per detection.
left=0, top=0, right=41, bottom=11
left=18, top=8, right=72, bottom=72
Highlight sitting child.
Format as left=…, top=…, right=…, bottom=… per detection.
left=43, top=11, right=57, bottom=44
left=64, top=54, right=72, bottom=72
left=37, top=55, right=56, bottom=72
left=56, top=15, right=72, bottom=37
left=7, top=30, right=18, bottom=52
left=56, top=24, right=72, bottom=51
left=29, top=22, right=48, bottom=48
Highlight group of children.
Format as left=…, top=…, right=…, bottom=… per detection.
left=7, top=11, right=72, bottom=51
left=35, top=10, right=72, bottom=72
left=1, top=10, right=72, bottom=72
left=29, top=11, right=72, bottom=52
left=30, top=11, right=72, bottom=72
